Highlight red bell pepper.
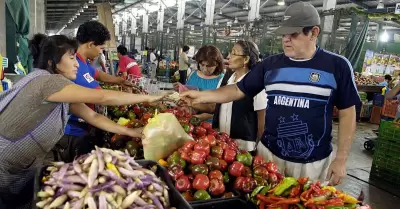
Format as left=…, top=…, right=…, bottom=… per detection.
left=223, top=149, right=237, bottom=163
left=253, top=155, right=266, bottom=168
left=194, top=142, right=210, bottom=155
left=219, top=159, right=228, bottom=171
left=200, top=121, right=213, bottom=130
left=192, top=174, right=210, bottom=190
left=229, top=161, right=244, bottom=177
left=180, top=151, right=191, bottom=162
left=266, top=161, right=278, bottom=173
left=194, top=126, right=207, bottom=137
left=190, top=150, right=207, bottom=164
left=208, top=170, right=223, bottom=181
left=168, top=165, right=184, bottom=181
left=210, top=146, right=223, bottom=159
left=208, top=179, right=225, bottom=196
left=234, top=176, right=246, bottom=190
left=242, top=177, right=257, bottom=193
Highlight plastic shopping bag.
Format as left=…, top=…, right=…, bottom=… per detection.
left=177, top=83, right=199, bottom=93
left=142, top=113, right=194, bottom=160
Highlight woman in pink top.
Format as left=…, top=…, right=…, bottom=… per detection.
left=117, top=45, right=142, bottom=78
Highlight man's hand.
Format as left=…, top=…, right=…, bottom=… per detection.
left=173, top=82, right=182, bottom=91
left=180, top=90, right=205, bottom=105
left=124, top=127, right=144, bottom=138
left=121, top=79, right=134, bottom=88
left=326, top=158, right=346, bottom=186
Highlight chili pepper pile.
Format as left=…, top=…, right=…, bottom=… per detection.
left=252, top=177, right=371, bottom=209
left=36, top=147, right=174, bottom=209
left=160, top=126, right=284, bottom=202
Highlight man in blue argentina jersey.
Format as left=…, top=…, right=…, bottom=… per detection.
left=181, top=2, right=360, bottom=185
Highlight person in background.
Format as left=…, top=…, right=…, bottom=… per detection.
left=182, top=2, right=359, bottom=185
left=91, top=51, right=108, bottom=74
left=0, top=34, right=163, bottom=209
left=117, top=45, right=141, bottom=78
left=184, top=45, right=225, bottom=122
left=150, top=48, right=158, bottom=80
left=385, top=84, right=400, bottom=100
left=179, top=45, right=190, bottom=84
left=379, top=74, right=392, bottom=87
left=192, top=40, right=267, bottom=151
left=58, top=21, right=134, bottom=162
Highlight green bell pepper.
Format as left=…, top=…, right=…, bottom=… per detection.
left=182, top=124, right=191, bottom=133
left=167, top=151, right=181, bottom=167
left=180, top=158, right=187, bottom=168
left=194, top=190, right=211, bottom=201
left=236, top=152, right=253, bottom=167
left=273, top=177, right=297, bottom=196
left=190, top=117, right=201, bottom=126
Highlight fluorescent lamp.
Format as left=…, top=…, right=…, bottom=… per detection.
left=277, top=0, right=285, bottom=6
left=377, top=0, right=384, bottom=9
left=380, top=30, right=389, bottom=42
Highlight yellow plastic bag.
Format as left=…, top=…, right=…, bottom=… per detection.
left=142, top=113, right=194, bottom=161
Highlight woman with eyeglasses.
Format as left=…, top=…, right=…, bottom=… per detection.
left=189, top=41, right=267, bottom=151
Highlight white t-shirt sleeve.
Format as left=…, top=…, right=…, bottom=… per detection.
left=100, top=53, right=106, bottom=63
left=253, top=90, right=267, bottom=111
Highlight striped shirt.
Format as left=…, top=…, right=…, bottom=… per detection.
left=237, top=47, right=360, bottom=163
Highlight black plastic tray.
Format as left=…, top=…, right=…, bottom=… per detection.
left=34, top=160, right=192, bottom=209
left=191, top=197, right=257, bottom=209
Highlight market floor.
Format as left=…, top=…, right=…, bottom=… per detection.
left=332, top=122, right=400, bottom=209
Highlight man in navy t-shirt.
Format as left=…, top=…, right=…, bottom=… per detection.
left=57, top=21, right=133, bottom=162
left=181, top=2, right=360, bottom=185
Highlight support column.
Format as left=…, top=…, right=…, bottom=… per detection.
left=29, top=0, right=45, bottom=38
left=319, top=0, right=337, bottom=48
left=0, top=2, right=6, bottom=56
left=130, top=13, right=137, bottom=50
left=203, top=0, right=215, bottom=44
left=344, top=14, right=359, bottom=58
left=247, top=0, right=260, bottom=23
left=176, top=0, right=185, bottom=60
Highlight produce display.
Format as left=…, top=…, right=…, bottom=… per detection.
left=157, top=110, right=284, bottom=202
left=354, top=73, right=378, bottom=86
left=36, top=147, right=175, bottom=209
left=250, top=177, right=371, bottom=209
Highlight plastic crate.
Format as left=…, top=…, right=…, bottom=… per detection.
left=382, top=100, right=400, bottom=118
left=370, top=164, right=400, bottom=187
left=378, top=120, right=400, bottom=142
left=370, top=106, right=382, bottom=124
left=34, top=160, right=192, bottom=209
left=373, top=147, right=400, bottom=173
left=191, top=197, right=257, bottom=209
left=360, top=103, right=372, bottom=118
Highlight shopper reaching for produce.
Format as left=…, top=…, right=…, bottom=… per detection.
left=182, top=2, right=359, bottom=186
left=0, top=34, right=163, bottom=209
left=385, top=83, right=400, bottom=100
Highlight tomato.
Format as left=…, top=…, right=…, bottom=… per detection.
left=175, top=109, right=185, bottom=118
left=217, top=141, right=228, bottom=150
left=194, top=127, right=207, bottom=137
left=223, top=149, right=236, bottom=163
left=133, top=105, right=141, bottom=115
left=208, top=170, right=223, bottom=181
left=200, top=121, right=213, bottom=130
left=234, top=176, right=246, bottom=190
left=266, top=161, right=278, bottom=173
left=210, top=146, right=223, bottom=159
left=180, top=151, right=191, bottom=162
left=218, top=132, right=230, bottom=142
left=192, top=174, right=210, bottom=190
left=207, top=129, right=218, bottom=136
left=209, top=179, right=225, bottom=196
left=183, top=141, right=196, bottom=150
left=175, top=176, right=191, bottom=192
left=199, top=135, right=217, bottom=146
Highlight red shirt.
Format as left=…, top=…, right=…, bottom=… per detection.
left=119, top=55, right=141, bottom=77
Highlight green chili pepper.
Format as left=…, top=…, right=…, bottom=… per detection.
left=281, top=186, right=293, bottom=197
left=273, top=177, right=297, bottom=196
left=251, top=186, right=265, bottom=197
left=236, top=152, right=253, bottom=167
left=296, top=204, right=306, bottom=209
left=223, top=172, right=230, bottom=184
left=303, top=180, right=312, bottom=191
left=260, top=185, right=270, bottom=195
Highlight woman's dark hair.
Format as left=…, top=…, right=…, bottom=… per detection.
left=194, top=45, right=224, bottom=76
left=29, top=33, right=78, bottom=73
left=235, top=40, right=260, bottom=69
left=76, top=21, right=110, bottom=45
left=384, top=74, right=392, bottom=81
left=117, top=45, right=128, bottom=55
left=183, top=45, right=190, bottom=52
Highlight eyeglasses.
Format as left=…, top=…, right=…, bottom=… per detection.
left=230, top=52, right=247, bottom=56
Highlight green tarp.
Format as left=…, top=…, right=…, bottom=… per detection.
left=6, top=0, right=31, bottom=72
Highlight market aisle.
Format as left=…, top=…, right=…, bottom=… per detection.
left=332, top=122, right=400, bottom=209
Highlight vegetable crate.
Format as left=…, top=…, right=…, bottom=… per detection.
left=382, top=100, right=400, bottom=118
left=378, top=120, right=400, bottom=142
left=191, top=197, right=257, bottom=209
left=370, top=164, right=400, bottom=187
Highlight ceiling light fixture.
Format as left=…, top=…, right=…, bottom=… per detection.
left=219, top=9, right=222, bottom=15
left=89, top=0, right=94, bottom=4
left=200, top=22, right=203, bottom=27
left=234, top=17, right=238, bottom=24
left=84, top=4, right=88, bottom=9
left=380, top=30, right=389, bottom=42
left=168, top=19, right=173, bottom=23
left=80, top=8, right=84, bottom=13
left=277, top=0, right=285, bottom=6
left=215, top=21, right=219, bottom=26
left=243, top=2, right=249, bottom=10
left=167, top=27, right=170, bottom=33
left=376, top=0, right=384, bottom=9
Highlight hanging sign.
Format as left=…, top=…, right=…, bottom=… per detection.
left=395, top=3, right=400, bottom=14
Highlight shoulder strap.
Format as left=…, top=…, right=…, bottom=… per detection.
left=0, top=69, right=50, bottom=112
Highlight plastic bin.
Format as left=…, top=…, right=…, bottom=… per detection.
left=191, top=197, right=257, bottom=209
left=34, top=160, right=192, bottom=209
left=378, top=120, right=400, bottom=142
left=382, top=100, right=400, bottom=118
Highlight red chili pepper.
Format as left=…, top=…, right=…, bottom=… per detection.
left=289, top=184, right=301, bottom=198
left=256, top=194, right=277, bottom=204
left=297, top=177, right=309, bottom=185
left=273, top=198, right=300, bottom=205
left=259, top=202, right=265, bottom=209
left=269, top=195, right=285, bottom=201
left=317, top=198, right=344, bottom=206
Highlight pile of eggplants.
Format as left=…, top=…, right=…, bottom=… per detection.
left=36, top=147, right=174, bottom=209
